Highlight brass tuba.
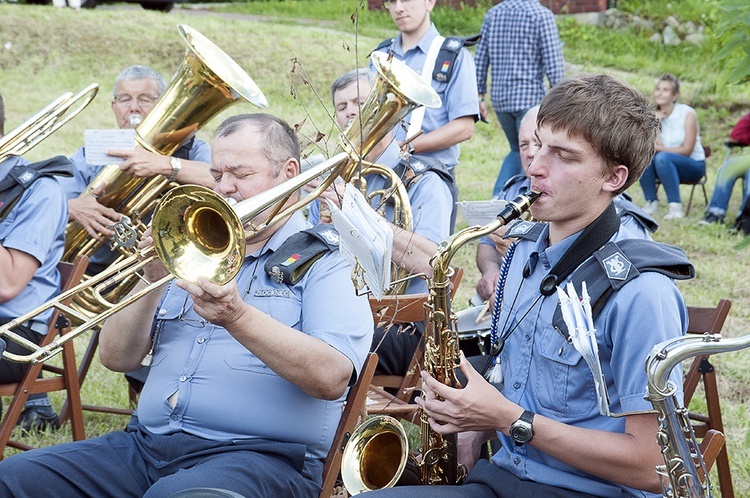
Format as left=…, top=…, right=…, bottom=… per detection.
left=645, top=332, right=750, bottom=497
left=0, top=51, right=441, bottom=365
left=0, top=83, right=99, bottom=162
left=63, top=24, right=268, bottom=317
left=342, top=191, right=541, bottom=495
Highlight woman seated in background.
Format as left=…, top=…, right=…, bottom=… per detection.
left=639, top=73, right=706, bottom=220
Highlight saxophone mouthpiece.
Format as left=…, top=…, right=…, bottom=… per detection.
left=497, top=190, right=541, bottom=224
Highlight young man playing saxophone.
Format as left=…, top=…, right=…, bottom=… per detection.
left=362, top=74, right=693, bottom=497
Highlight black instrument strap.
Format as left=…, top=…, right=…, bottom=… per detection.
left=539, top=202, right=620, bottom=296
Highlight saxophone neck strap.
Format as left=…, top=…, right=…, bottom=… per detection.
left=538, top=202, right=620, bottom=296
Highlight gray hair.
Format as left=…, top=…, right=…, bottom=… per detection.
left=113, top=65, right=167, bottom=97
left=330, top=68, right=376, bottom=105
left=214, top=113, right=300, bottom=176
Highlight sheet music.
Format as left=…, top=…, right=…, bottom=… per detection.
left=83, top=129, right=136, bottom=166
left=456, top=199, right=508, bottom=226
left=331, top=184, right=393, bottom=300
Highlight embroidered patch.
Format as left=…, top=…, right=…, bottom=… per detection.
left=446, top=39, right=462, bottom=51
left=254, top=289, right=291, bottom=298
left=282, top=253, right=301, bottom=266
left=268, top=266, right=284, bottom=284
left=411, top=159, right=427, bottom=173
left=440, top=60, right=450, bottom=72
left=318, top=227, right=340, bottom=246
left=17, top=170, right=35, bottom=185
left=602, top=252, right=631, bottom=280
left=507, top=220, right=535, bottom=237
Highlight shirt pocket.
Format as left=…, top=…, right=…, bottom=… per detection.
left=534, top=325, right=597, bottom=421
left=222, top=295, right=302, bottom=373
left=149, top=287, right=190, bottom=367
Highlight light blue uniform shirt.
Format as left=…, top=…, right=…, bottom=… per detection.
left=373, top=24, right=480, bottom=172
left=0, top=156, right=67, bottom=325
left=136, top=211, right=373, bottom=461
left=491, top=224, right=687, bottom=497
left=58, top=139, right=212, bottom=269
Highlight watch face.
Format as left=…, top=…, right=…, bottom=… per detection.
left=511, top=423, right=532, bottom=443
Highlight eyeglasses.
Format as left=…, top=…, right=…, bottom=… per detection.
left=113, top=94, right=159, bottom=108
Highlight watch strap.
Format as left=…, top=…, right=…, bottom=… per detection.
left=169, top=156, right=182, bottom=182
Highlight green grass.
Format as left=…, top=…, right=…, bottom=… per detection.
left=1, top=3, right=750, bottom=495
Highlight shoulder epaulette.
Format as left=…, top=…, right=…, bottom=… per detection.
left=503, top=219, right=545, bottom=241
left=552, top=239, right=694, bottom=340
left=0, top=156, right=73, bottom=222
left=264, top=224, right=340, bottom=285
left=433, top=34, right=481, bottom=83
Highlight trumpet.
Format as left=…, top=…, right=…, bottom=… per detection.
left=0, top=50, right=441, bottom=365
left=0, top=83, right=99, bottom=162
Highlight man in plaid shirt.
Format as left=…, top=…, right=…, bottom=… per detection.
left=475, top=0, right=564, bottom=198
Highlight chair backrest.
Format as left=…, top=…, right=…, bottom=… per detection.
left=0, top=255, right=89, bottom=458
left=320, top=352, right=378, bottom=498
left=683, top=298, right=734, bottom=498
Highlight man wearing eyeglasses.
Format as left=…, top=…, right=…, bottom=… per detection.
left=374, top=0, right=480, bottom=231
left=15, top=66, right=213, bottom=433
left=59, top=65, right=213, bottom=266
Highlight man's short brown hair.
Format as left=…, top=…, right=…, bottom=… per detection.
left=538, top=74, right=659, bottom=194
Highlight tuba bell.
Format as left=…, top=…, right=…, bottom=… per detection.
left=63, top=24, right=268, bottom=317
left=0, top=51, right=441, bottom=365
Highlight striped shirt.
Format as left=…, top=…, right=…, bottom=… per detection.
left=475, top=0, right=564, bottom=112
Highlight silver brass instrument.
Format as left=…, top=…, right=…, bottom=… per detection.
left=0, top=51, right=440, bottom=365
left=645, top=332, right=750, bottom=497
left=342, top=191, right=541, bottom=494
left=63, top=24, right=268, bottom=317
left=0, top=83, right=99, bottom=162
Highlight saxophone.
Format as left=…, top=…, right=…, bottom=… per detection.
left=421, top=190, right=540, bottom=484
left=341, top=191, right=539, bottom=494
left=645, top=332, right=750, bottom=497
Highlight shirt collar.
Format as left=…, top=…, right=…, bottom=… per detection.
left=247, top=210, right=309, bottom=259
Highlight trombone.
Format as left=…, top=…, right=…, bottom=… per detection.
left=0, top=83, right=99, bottom=162
left=0, top=51, right=441, bottom=365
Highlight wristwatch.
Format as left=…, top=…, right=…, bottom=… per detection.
left=510, top=409, right=535, bottom=446
left=168, top=156, right=182, bottom=182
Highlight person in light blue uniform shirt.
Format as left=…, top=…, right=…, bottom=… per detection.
left=57, top=65, right=212, bottom=275
left=0, top=146, right=68, bottom=431
left=361, top=75, right=691, bottom=498
left=374, top=0, right=479, bottom=230
left=0, top=113, right=373, bottom=498
left=308, top=68, right=453, bottom=377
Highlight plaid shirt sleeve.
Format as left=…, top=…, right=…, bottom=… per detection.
left=539, top=11, right=565, bottom=88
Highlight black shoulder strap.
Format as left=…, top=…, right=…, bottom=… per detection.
left=397, top=155, right=455, bottom=187
left=539, top=202, right=621, bottom=296
left=503, top=219, right=545, bottom=241
left=432, top=34, right=481, bottom=83
left=264, top=224, right=340, bottom=285
left=501, top=174, right=528, bottom=192
left=552, top=239, right=695, bottom=340
left=0, top=155, right=74, bottom=222
left=371, top=37, right=395, bottom=56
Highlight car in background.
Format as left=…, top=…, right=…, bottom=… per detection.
left=25, top=0, right=181, bottom=12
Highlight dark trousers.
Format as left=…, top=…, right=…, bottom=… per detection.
left=371, top=321, right=424, bottom=378
left=360, top=458, right=602, bottom=498
left=0, top=417, right=324, bottom=498
left=0, top=323, right=37, bottom=384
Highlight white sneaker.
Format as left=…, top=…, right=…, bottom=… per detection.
left=642, top=200, right=659, bottom=215
left=664, top=202, right=684, bottom=220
